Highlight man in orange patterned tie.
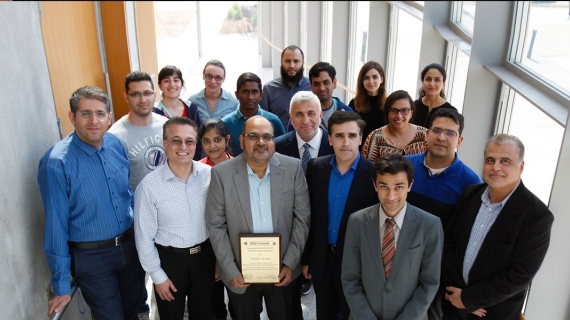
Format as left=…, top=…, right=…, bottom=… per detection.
left=341, top=153, right=443, bottom=320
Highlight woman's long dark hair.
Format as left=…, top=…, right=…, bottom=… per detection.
left=354, top=61, right=387, bottom=113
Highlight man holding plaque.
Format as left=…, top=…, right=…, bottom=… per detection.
left=206, top=116, right=311, bottom=320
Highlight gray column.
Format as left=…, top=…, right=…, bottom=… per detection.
left=366, top=1, right=390, bottom=68
left=271, top=1, right=285, bottom=79
left=305, top=1, right=322, bottom=67
left=330, top=1, right=350, bottom=100
left=457, top=2, right=514, bottom=174
left=260, top=1, right=272, bottom=67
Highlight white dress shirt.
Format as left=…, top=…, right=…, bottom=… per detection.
left=379, top=202, right=407, bottom=249
left=295, top=127, right=323, bottom=159
left=134, top=161, right=211, bottom=284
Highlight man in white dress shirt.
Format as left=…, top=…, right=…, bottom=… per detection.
left=134, top=117, right=215, bottom=320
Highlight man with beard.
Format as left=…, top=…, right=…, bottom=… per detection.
left=308, top=62, right=353, bottom=131
left=261, top=45, right=312, bottom=130
left=222, top=72, right=285, bottom=156
left=109, top=71, right=168, bottom=192
left=206, top=116, right=311, bottom=320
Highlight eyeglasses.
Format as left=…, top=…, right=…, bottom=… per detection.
left=77, top=110, right=108, bottom=120
left=388, top=108, right=411, bottom=115
left=242, top=133, right=274, bottom=142
left=127, top=91, right=155, bottom=98
left=164, top=138, right=197, bottom=146
left=430, top=127, right=459, bottom=138
left=202, top=136, right=224, bottom=144
left=204, top=74, right=224, bottom=82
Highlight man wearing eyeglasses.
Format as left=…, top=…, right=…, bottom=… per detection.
left=134, top=117, right=216, bottom=320
left=109, top=71, right=168, bottom=193
left=189, top=60, right=238, bottom=121
left=206, top=116, right=311, bottom=320
left=222, top=72, right=285, bottom=156
left=38, top=86, right=147, bottom=319
left=405, top=108, right=481, bottom=320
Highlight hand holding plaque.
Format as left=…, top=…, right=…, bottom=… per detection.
left=239, top=233, right=281, bottom=284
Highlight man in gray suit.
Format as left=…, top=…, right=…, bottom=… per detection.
left=342, top=154, right=443, bottom=320
left=206, top=116, right=311, bottom=320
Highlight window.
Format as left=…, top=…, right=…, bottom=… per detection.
left=517, top=1, right=570, bottom=95
left=459, top=1, right=476, bottom=35
left=502, top=90, right=564, bottom=204
left=349, top=1, right=370, bottom=101
left=387, top=6, right=423, bottom=97
left=445, top=44, right=470, bottom=113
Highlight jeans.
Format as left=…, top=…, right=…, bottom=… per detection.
left=70, top=234, right=147, bottom=320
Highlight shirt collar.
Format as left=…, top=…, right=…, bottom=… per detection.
left=161, top=160, right=198, bottom=182
left=72, top=131, right=106, bottom=155
left=421, top=151, right=460, bottom=175
left=235, top=105, right=262, bottom=119
left=481, top=180, right=521, bottom=207
left=379, top=202, right=407, bottom=230
left=296, top=128, right=323, bottom=151
left=330, top=152, right=360, bottom=173
left=246, top=162, right=270, bottom=178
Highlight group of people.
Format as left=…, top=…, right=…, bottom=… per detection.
left=38, top=44, right=554, bottom=320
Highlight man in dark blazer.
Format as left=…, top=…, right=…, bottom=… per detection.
left=442, top=134, right=554, bottom=320
left=275, top=91, right=334, bottom=162
left=342, top=154, right=443, bottom=320
left=302, top=111, right=379, bottom=320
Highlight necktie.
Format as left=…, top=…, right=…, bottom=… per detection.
left=301, top=143, right=311, bottom=175
left=382, top=218, right=396, bottom=279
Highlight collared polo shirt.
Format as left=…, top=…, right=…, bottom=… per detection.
left=189, top=88, right=238, bottom=121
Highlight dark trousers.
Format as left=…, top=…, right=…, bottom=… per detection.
left=312, top=249, right=350, bottom=320
left=155, top=240, right=216, bottom=320
left=69, top=233, right=147, bottom=320
left=291, top=274, right=304, bottom=320
left=227, top=281, right=297, bottom=320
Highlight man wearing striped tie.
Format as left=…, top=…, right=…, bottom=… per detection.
left=341, top=154, right=443, bottom=320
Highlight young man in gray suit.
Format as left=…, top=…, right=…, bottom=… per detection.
left=206, top=116, right=311, bottom=320
left=342, top=154, right=443, bottom=320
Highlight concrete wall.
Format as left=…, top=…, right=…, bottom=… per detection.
left=0, top=2, right=90, bottom=319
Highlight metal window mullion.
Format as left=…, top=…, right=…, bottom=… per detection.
left=495, top=84, right=516, bottom=134
left=386, top=5, right=399, bottom=93
left=445, top=43, right=458, bottom=103
left=508, top=1, right=531, bottom=63
left=346, top=1, right=359, bottom=103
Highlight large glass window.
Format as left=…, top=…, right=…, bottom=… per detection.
left=505, top=91, right=564, bottom=204
left=459, top=1, right=476, bottom=35
left=519, top=1, right=570, bottom=95
left=445, top=44, right=470, bottom=113
left=350, top=1, right=370, bottom=100
left=389, top=7, right=422, bottom=97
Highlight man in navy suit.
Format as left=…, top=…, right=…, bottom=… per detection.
left=275, top=91, right=334, bottom=163
left=302, top=111, right=379, bottom=319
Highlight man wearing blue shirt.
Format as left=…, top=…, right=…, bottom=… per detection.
left=260, top=45, right=312, bottom=129
left=302, top=111, right=378, bottom=320
left=38, top=86, right=146, bottom=319
left=308, top=62, right=353, bottom=131
left=222, top=72, right=285, bottom=156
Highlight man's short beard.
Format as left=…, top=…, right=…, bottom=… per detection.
left=280, top=66, right=304, bottom=85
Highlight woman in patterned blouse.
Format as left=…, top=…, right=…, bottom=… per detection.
left=361, top=90, right=428, bottom=163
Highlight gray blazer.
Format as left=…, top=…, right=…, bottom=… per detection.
left=342, top=203, right=443, bottom=320
left=206, top=153, right=311, bottom=294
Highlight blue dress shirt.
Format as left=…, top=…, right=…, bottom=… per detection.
left=38, top=132, right=134, bottom=295
left=327, top=153, right=360, bottom=244
left=189, top=88, right=238, bottom=121
left=260, top=77, right=311, bottom=129
left=221, top=105, right=286, bottom=156
left=247, top=164, right=274, bottom=233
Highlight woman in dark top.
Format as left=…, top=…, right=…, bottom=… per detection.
left=153, top=65, right=202, bottom=160
left=412, top=63, right=457, bottom=127
left=348, top=61, right=387, bottom=146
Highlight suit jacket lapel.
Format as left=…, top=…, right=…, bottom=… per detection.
left=318, top=157, right=332, bottom=227
left=285, top=133, right=298, bottom=158
left=365, top=204, right=387, bottom=284
left=342, top=158, right=371, bottom=224
left=270, top=156, right=284, bottom=231
left=233, top=156, right=253, bottom=232
left=388, top=205, right=418, bottom=281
